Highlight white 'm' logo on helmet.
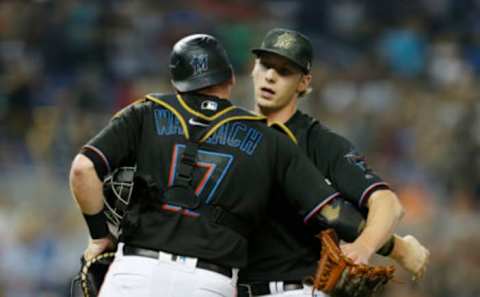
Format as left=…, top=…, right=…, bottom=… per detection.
left=190, top=54, right=209, bottom=75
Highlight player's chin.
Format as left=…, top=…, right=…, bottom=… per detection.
left=256, top=97, right=279, bottom=110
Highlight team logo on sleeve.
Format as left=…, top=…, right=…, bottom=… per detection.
left=344, top=150, right=373, bottom=178
left=190, top=54, right=208, bottom=75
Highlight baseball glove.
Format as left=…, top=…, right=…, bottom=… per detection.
left=70, top=252, right=115, bottom=297
left=312, top=229, right=395, bottom=297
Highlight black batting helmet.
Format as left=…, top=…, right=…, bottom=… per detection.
left=169, top=34, right=233, bottom=92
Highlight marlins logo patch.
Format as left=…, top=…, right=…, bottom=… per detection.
left=190, top=54, right=208, bottom=75
left=274, top=32, right=296, bottom=49
left=344, top=150, right=374, bottom=179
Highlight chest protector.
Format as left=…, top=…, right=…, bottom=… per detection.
left=143, top=93, right=266, bottom=237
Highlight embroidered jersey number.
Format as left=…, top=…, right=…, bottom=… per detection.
left=168, top=144, right=234, bottom=204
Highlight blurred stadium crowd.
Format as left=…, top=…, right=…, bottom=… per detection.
left=0, top=1, right=479, bottom=296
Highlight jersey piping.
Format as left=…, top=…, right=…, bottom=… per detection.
left=269, top=122, right=298, bottom=144
left=146, top=94, right=191, bottom=139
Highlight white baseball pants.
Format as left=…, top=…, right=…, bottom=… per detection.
left=98, top=243, right=238, bottom=297
left=252, top=281, right=328, bottom=297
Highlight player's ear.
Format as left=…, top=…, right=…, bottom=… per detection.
left=225, top=74, right=236, bottom=96
left=297, top=73, right=312, bottom=93
left=251, top=58, right=260, bottom=77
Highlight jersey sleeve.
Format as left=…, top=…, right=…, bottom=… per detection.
left=80, top=102, right=144, bottom=180
left=274, top=132, right=340, bottom=224
left=309, top=126, right=389, bottom=209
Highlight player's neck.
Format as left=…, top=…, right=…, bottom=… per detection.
left=255, top=97, right=298, bottom=125
left=197, top=88, right=230, bottom=100
left=195, top=79, right=233, bottom=100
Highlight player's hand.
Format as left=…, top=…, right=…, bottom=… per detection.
left=395, top=235, right=430, bottom=280
left=340, top=241, right=374, bottom=265
left=83, top=236, right=114, bottom=261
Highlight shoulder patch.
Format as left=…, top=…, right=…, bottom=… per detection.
left=344, top=150, right=374, bottom=179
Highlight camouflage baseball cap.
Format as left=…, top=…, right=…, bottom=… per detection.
left=252, top=28, right=313, bottom=74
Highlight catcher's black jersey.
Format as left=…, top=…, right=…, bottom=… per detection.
left=239, top=111, right=389, bottom=282
left=81, top=94, right=338, bottom=268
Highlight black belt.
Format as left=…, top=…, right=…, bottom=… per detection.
left=238, top=281, right=304, bottom=296
left=123, top=245, right=232, bottom=278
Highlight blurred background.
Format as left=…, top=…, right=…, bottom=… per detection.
left=0, top=0, right=479, bottom=296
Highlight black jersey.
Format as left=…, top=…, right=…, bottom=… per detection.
left=81, top=94, right=339, bottom=268
left=239, top=110, right=390, bottom=282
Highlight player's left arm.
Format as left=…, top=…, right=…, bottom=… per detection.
left=298, top=125, right=427, bottom=276
left=316, top=194, right=429, bottom=278
left=340, top=189, right=404, bottom=264
left=71, top=154, right=105, bottom=215
left=310, top=129, right=404, bottom=264
left=70, top=101, right=144, bottom=260
left=70, top=154, right=114, bottom=260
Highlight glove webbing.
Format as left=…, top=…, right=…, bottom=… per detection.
left=314, top=229, right=349, bottom=291
left=80, top=252, right=116, bottom=297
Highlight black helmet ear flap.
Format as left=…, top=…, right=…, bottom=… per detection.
left=169, top=34, right=233, bottom=92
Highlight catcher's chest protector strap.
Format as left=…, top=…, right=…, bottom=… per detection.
left=145, top=93, right=265, bottom=237
left=145, top=93, right=266, bottom=141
